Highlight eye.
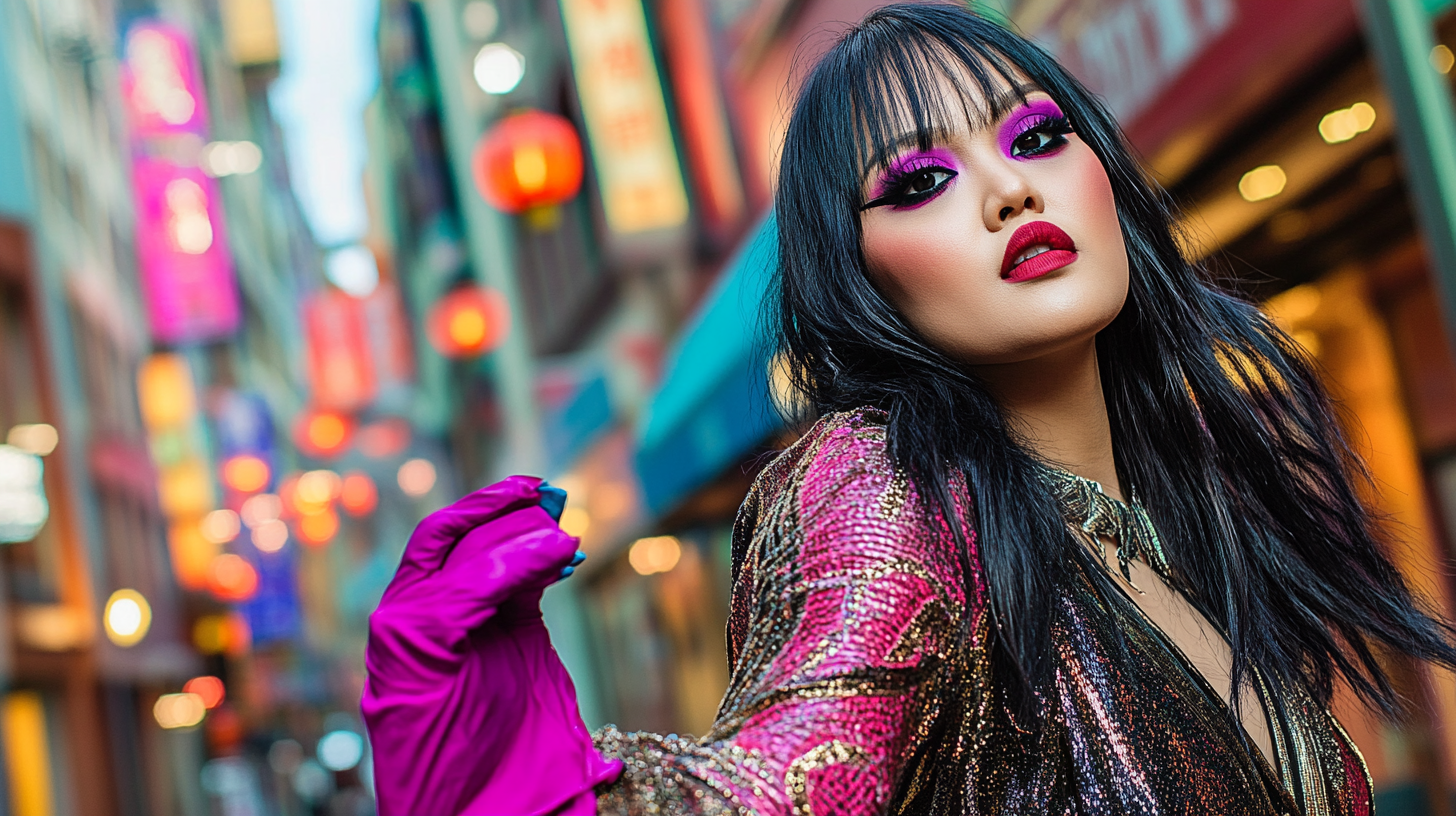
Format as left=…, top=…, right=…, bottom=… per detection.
left=1009, top=116, right=1074, bottom=159
left=860, top=163, right=958, bottom=211
left=906, top=168, right=953, bottom=194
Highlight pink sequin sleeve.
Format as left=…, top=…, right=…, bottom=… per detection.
left=594, top=409, right=987, bottom=815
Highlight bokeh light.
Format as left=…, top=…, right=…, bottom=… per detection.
left=221, top=454, right=271, bottom=493
left=317, top=729, right=364, bottom=771
left=154, top=692, right=206, bottom=729
left=104, top=589, right=152, bottom=647
left=340, top=472, right=377, bottom=516
left=472, top=43, right=524, bottom=95
left=200, top=509, right=241, bottom=544
left=298, top=508, right=340, bottom=546
left=628, top=536, right=681, bottom=576
left=397, top=459, right=436, bottom=497
left=207, top=554, right=260, bottom=602
left=294, top=409, right=353, bottom=458
left=251, top=519, right=289, bottom=553
left=183, top=675, right=226, bottom=709
left=240, top=493, right=283, bottom=527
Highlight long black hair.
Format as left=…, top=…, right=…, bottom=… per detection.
left=773, top=1, right=1456, bottom=719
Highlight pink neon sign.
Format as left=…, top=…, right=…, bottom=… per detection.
left=121, top=22, right=210, bottom=138
left=132, top=158, right=240, bottom=343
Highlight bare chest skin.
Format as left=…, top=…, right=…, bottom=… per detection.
left=1092, top=535, right=1277, bottom=769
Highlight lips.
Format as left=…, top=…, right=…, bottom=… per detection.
left=1000, top=220, right=1078, bottom=282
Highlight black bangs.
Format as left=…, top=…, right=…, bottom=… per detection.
left=774, top=0, right=1456, bottom=763
left=840, top=21, right=1026, bottom=182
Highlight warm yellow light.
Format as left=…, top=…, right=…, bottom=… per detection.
left=397, top=459, right=437, bottom=497
left=4, top=691, right=55, bottom=816
left=448, top=308, right=488, bottom=349
left=6, top=424, right=57, bottom=456
left=154, top=692, right=206, bottom=729
left=193, top=614, right=229, bottom=654
left=222, top=454, right=271, bottom=493
left=137, top=354, right=197, bottom=429
left=513, top=145, right=549, bottom=192
left=104, top=589, right=152, bottom=647
left=168, top=520, right=218, bottom=590
left=1433, top=44, right=1455, bottom=74
left=1238, top=165, right=1287, bottom=202
left=158, top=457, right=213, bottom=517
left=296, top=470, right=341, bottom=506
left=628, top=535, right=682, bottom=576
left=200, top=509, right=241, bottom=544
left=559, top=506, right=590, bottom=537
left=298, top=508, right=340, bottom=546
left=1318, top=102, right=1376, bottom=144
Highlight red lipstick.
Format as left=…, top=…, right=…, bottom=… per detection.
left=1000, top=221, right=1077, bottom=282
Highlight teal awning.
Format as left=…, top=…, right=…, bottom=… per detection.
left=634, top=216, right=780, bottom=515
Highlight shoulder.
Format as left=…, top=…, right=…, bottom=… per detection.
left=736, top=407, right=976, bottom=605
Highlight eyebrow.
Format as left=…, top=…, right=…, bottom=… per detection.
left=861, top=82, right=1046, bottom=181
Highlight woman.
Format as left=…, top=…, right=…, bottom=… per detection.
left=362, top=4, right=1456, bottom=814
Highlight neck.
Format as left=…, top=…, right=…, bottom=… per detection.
left=970, top=339, right=1123, bottom=501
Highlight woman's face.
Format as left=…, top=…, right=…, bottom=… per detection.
left=859, top=72, right=1129, bottom=366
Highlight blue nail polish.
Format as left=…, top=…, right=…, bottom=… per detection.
left=558, top=565, right=576, bottom=579
left=537, top=482, right=567, bottom=521
left=570, top=550, right=586, bottom=566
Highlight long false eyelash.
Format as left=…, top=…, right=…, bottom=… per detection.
left=1010, top=115, right=1075, bottom=157
left=860, top=161, right=957, bottom=211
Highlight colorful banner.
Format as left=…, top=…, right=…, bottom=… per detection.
left=559, top=0, right=689, bottom=236
left=132, top=158, right=241, bottom=344
left=120, top=22, right=210, bottom=138
left=303, top=290, right=376, bottom=411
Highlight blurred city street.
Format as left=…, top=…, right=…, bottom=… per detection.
left=4, top=0, right=1456, bottom=813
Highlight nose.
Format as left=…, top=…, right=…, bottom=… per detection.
left=983, top=162, right=1043, bottom=231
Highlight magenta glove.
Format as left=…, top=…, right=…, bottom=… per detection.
left=361, top=475, right=622, bottom=816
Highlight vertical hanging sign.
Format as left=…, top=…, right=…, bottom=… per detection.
left=558, top=0, right=690, bottom=237
left=121, top=22, right=242, bottom=344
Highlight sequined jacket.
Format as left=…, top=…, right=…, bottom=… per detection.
left=593, top=408, right=1373, bottom=815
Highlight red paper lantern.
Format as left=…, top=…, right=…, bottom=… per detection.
left=427, top=287, right=509, bottom=359
left=472, top=110, right=584, bottom=213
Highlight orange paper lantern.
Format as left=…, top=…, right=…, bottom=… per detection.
left=472, top=110, right=584, bottom=213
left=427, top=287, right=509, bottom=359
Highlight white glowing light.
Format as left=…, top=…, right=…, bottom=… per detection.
left=317, top=730, right=364, bottom=771
left=473, top=43, right=524, bottom=95
left=0, top=444, right=48, bottom=543
left=202, top=141, right=263, bottom=177
left=164, top=178, right=214, bottom=254
left=104, top=588, right=152, bottom=647
left=325, top=245, right=379, bottom=297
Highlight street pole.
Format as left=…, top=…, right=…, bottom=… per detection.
left=1362, top=0, right=1456, bottom=361
left=418, top=0, right=544, bottom=480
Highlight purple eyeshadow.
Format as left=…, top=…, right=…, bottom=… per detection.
left=997, top=99, right=1066, bottom=159
left=870, top=148, right=959, bottom=199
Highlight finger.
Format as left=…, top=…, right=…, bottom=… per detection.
left=450, top=522, right=581, bottom=598
left=537, top=482, right=567, bottom=521
left=400, top=475, right=544, bottom=574
left=570, top=550, right=586, bottom=567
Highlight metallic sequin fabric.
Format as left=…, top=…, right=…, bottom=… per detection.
left=593, top=408, right=1372, bottom=815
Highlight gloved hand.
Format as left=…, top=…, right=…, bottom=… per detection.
left=362, top=475, right=622, bottom=816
